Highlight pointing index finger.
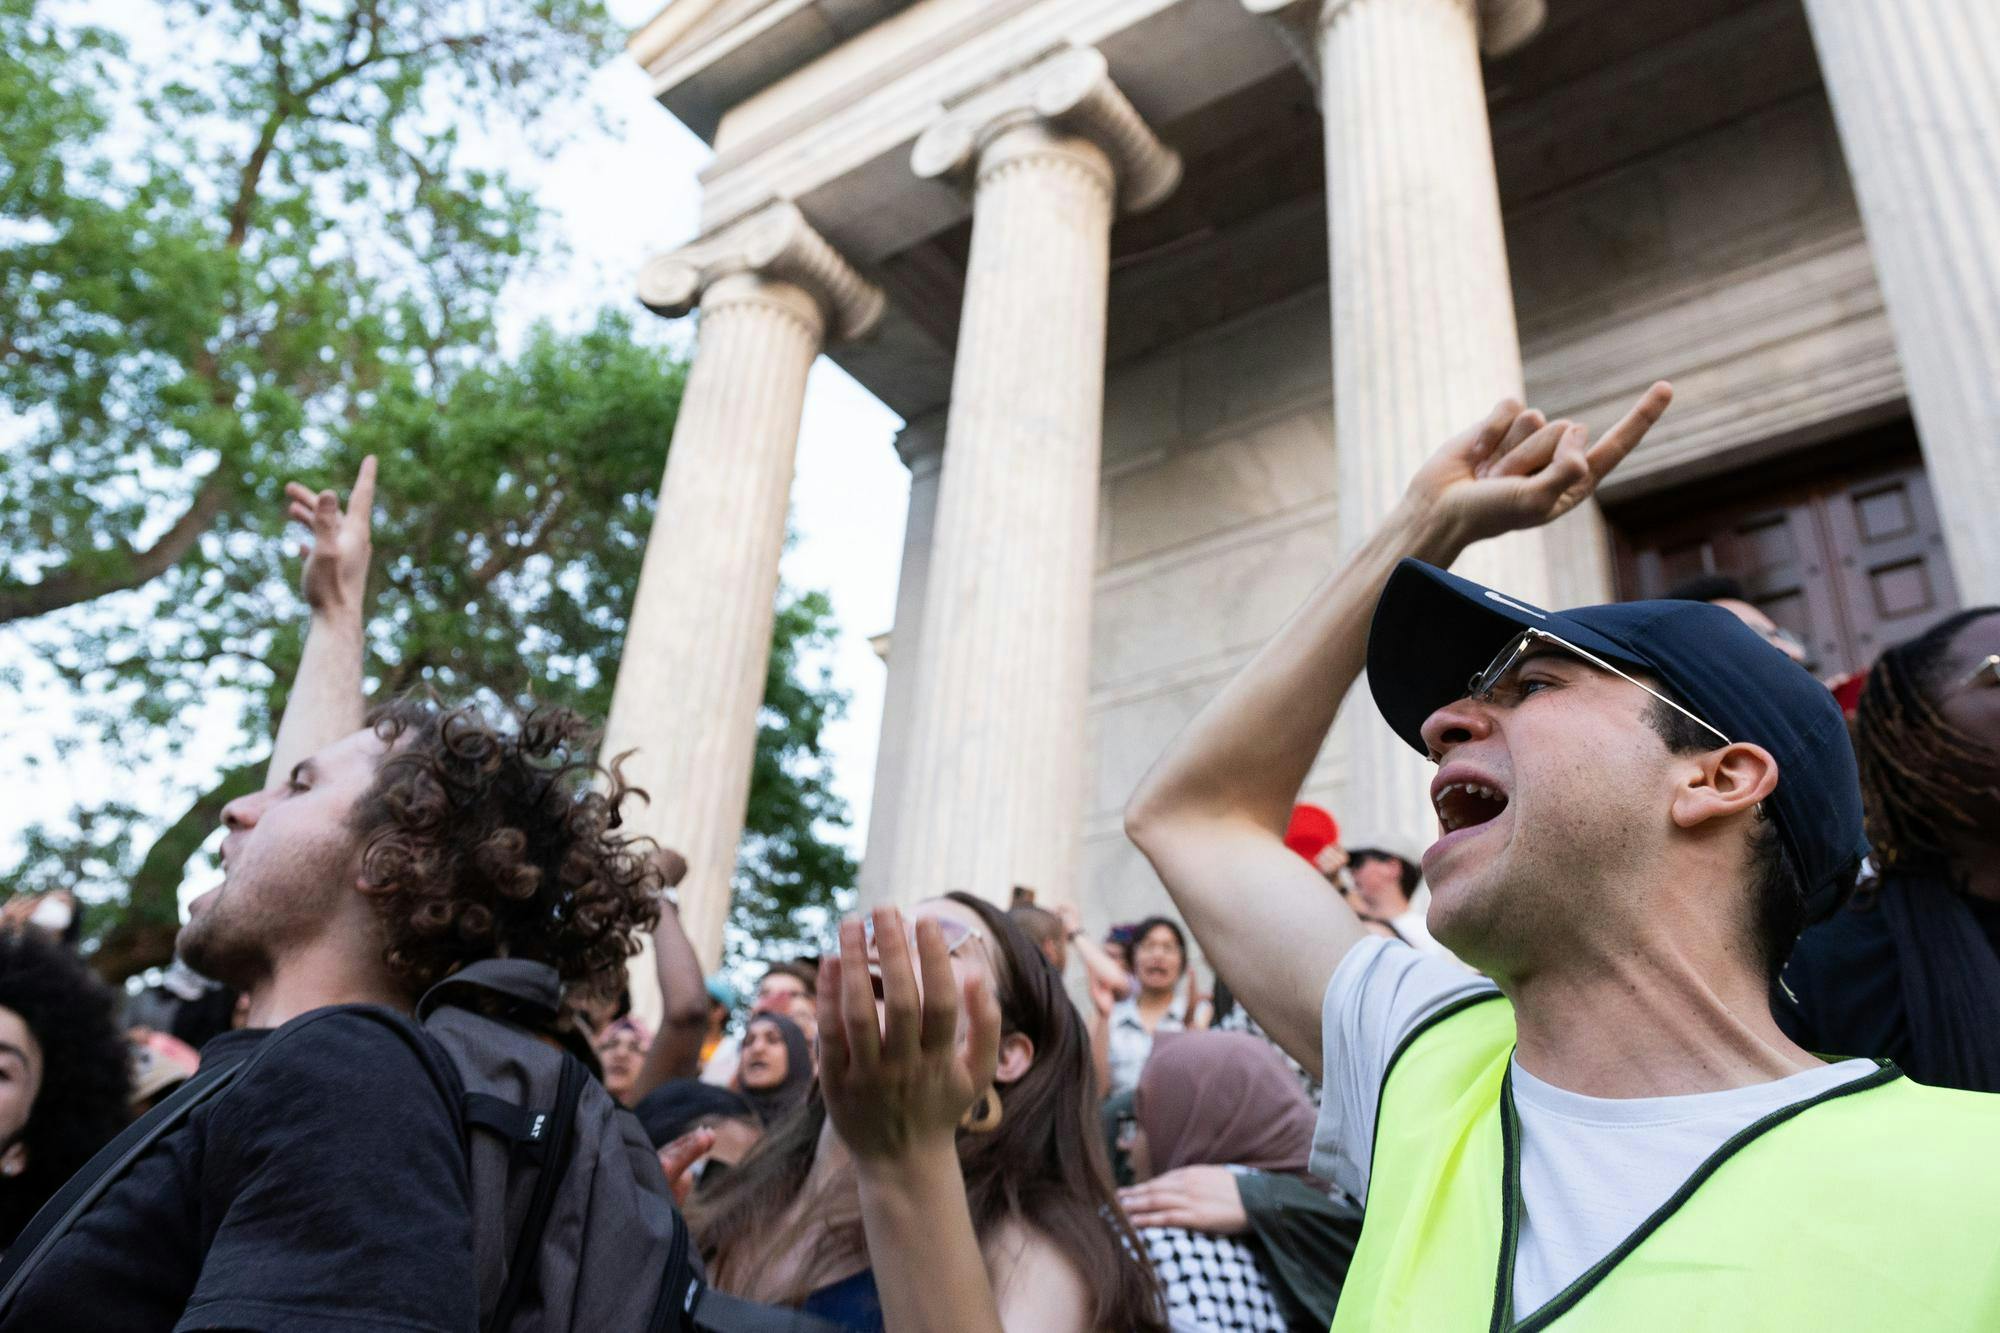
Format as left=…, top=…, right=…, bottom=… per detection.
left=346, top=455, right=377, bottom=532
left=1586, top=381, right=1673, bottom=482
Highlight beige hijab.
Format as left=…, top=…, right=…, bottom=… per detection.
left=1135, top=1031, right=1316, bottom=1176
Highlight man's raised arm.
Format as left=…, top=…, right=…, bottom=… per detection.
left=266, top=457, right=377, bottom=787
left=1123, top=387, right=1671, bottom=1076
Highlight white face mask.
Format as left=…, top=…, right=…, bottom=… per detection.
left=29, top=897, right=74, bottom=933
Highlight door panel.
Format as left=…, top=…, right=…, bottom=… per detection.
left=1610, top=429, right=1960, bottom=678
left=1818, top=467, right=1958, bottom=663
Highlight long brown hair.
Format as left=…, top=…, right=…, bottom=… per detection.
left=688, top=893, right=1165, bottom=1330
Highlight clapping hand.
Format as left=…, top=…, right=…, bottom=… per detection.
left=818, top=907, right=1001, bottom=1164
left=285, top=455, right=377, bottom=615
left=1406, top=383, right=1672, bottom=548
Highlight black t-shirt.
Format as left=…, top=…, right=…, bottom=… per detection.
left=1777, top=891, right=2000, bottom=1067
left=2, top=1004, right=475, bottom=1333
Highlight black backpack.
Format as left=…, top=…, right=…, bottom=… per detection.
left=416, top=958, right=841, bottom=1333
left=0, top=965, right=841, bottom=1333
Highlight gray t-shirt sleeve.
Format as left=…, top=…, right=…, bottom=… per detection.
left=1309, top=936, right=1498, bottom=1202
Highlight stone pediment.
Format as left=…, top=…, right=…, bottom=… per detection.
left=628, top=0, right=923, bottom=140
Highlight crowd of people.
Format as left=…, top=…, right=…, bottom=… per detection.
left=2, top=380, right=1999, bottom=1331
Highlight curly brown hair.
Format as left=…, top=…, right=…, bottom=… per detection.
left=349, top=697, right=663, bottom=1001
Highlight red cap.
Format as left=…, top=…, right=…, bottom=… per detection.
left=1284, top=803, right=1339, bottom=862
left=1826, top=669, right=1866, bottom=719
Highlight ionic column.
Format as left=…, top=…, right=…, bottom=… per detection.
left=1804, top=0, right=2000, bottom=603
left=605, top=202, right=882, bottom=992
left=882, top=48, right=1180, bottom=910
left=1248, top=0, right=1554, bottom=853
left=856, top=414, right=945, bottom=908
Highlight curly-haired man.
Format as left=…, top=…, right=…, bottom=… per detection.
left=0, top=459, right=660, bottom=1332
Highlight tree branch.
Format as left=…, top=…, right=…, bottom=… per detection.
left=227, top=105, right=287, bottom=249
left=0, top=469, right=232, bottom=624
left=470, top=490, right=567, bottom=587
left=90, top=757, right=263, bottom=981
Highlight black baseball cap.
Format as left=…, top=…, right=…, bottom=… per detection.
left=1366, top=559, right=1865, bottom=913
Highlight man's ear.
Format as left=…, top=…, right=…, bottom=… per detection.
left=1670, top=742, right=1779, bottom=830
left=2, top=1139, right=28, bottom=1178
left=993, top=1031, right=1035, bottom=1086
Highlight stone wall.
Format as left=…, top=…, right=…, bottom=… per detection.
left=1083, top=287, right=1345, bottom=936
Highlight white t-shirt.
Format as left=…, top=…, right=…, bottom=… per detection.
left=1106, top=995, right=1188, bottom=1097
left=1312, top=937, right=1876, bottom=1316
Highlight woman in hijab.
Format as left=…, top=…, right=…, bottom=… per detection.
left=1119, top=1032, right=1361, bottom=1331
left=735, top=1011, right=813, bottom=1125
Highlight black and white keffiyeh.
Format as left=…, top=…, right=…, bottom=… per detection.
left=1142, top=1225, right=1290, bottom=1332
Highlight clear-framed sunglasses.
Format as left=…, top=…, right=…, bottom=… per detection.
left=1469, top=627, right=1733, bottom=747
left=858, top=912, right=981, bottom=962
left=848, top=914, right=987, bottom=999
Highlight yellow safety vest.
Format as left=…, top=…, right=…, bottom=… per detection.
left=1331, top=995, right=2000, bottom=1331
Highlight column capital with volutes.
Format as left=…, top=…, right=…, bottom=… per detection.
left=1242, top=0, right=1546, bottom=58
left=910, top=46, right=1182, bottom=213
left=636, top=200, right=886, bottom=342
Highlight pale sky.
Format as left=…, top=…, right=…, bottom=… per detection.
left=0, top=3, right=909, bottom=906
left=507, top=5, right=909, bottom=856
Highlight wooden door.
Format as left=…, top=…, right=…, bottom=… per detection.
left=1611, top=425, right=1961, bottom=677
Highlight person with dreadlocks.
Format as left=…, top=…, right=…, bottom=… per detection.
left=1777, top=607, right=2000, bottom=1091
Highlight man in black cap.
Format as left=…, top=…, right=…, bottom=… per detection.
left=1126, top=387, right=2000, bottom=1330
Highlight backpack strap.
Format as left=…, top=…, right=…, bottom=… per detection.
left=461, top=1093, right=556, bottom=1167
left=485, top=1051, right=588, bottom=1332
left=0, top=1040, right=271, bottom=1315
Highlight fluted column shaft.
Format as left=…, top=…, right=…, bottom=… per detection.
left=879, top=48, right=1177, bottom=911
left=1804, top=0, right=2000, bottom=603
left=1316, top=0, right=1554, bottom=851
left=607, top=204, right=879, bottom=1004
left=856, top=417, right=945, bottom=908
left=884, top=127, right=1118, bottom=909
left=603, top=274, right=823, bottom=972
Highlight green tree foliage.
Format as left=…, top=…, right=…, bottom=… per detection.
left=1, top=0, right=856, bottom=974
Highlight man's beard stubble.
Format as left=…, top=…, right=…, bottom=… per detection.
left=178, top=846, right=347, bottom=993
left=176, top=887, right=275, bottom=993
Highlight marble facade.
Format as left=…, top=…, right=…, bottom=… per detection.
left=608, top=0, right=2000, bottom=1002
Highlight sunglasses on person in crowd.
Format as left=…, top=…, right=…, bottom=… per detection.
left=1468, top=627, right=1734, bottom=746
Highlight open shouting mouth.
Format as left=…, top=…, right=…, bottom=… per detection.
left=1427, top=765, right=1512, bottom=863
left=1434, top=780, right=1508, bottom=834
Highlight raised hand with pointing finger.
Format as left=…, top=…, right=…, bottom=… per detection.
left=1405, top=382, right=1673, bottom=548
left=265, top=455, right=379, bottom=786
left=285, top=455, right=377, bottom=616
